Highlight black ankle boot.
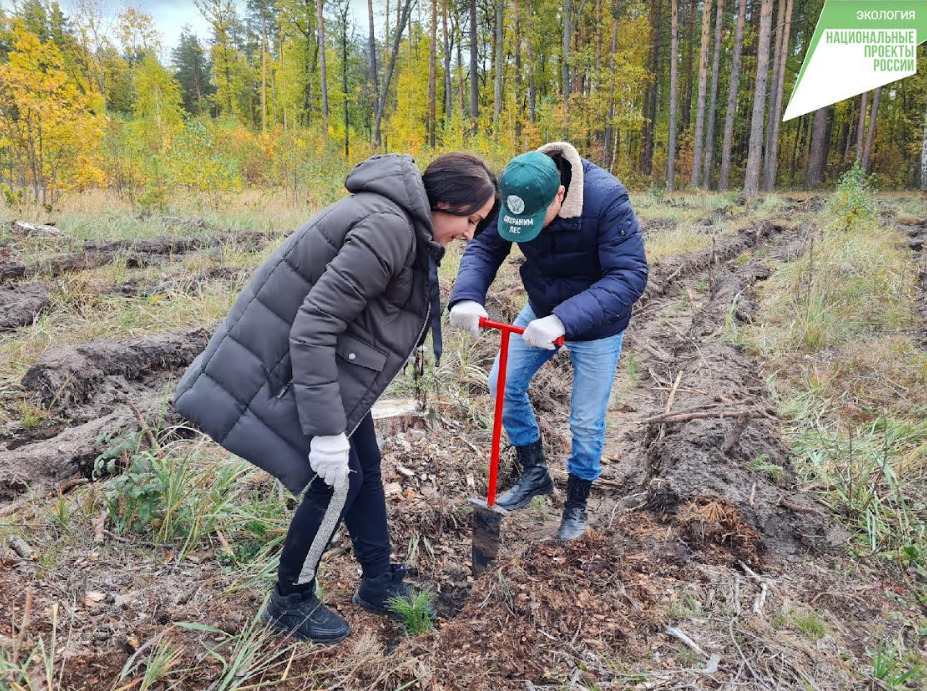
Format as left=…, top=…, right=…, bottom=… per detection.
left=260, top=584, right=350, bottom=644
left=495, top=438, right=554, bottom=511
left=556, top=474, right=592, bottom=540
left=353, top=564, right=434, bottom=619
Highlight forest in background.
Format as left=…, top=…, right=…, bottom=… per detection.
left=3, top=0, right=927, bottom=210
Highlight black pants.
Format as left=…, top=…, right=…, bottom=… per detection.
left=277, top=414, right=390, bottom=592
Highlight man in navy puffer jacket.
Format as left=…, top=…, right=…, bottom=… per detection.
left=448, top=142, right=648, bottom=540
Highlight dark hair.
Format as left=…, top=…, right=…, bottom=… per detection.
left=422, top=152, right=500, bottom=236
left=546, top=152, right=572, bottom=196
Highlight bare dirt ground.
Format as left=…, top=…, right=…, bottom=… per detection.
left=1, top=199, right=925, bottom=690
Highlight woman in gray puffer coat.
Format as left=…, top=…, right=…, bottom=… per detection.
left=173, top=153, right=498, bottom=644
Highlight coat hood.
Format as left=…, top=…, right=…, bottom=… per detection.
left=345, top=154, right=445, bottom=262
left=537, top=142, right=584, bottom=219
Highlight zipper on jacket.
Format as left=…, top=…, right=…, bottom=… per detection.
left=277, top=379, right=293, bottom=398
left=348, top=303, right=432, bottom=439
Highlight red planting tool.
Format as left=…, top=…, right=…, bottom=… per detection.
left=469, top=317, right=565, bottom=576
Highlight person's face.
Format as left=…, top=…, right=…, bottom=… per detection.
left=542, top=185, right=566, bottom=228
left=431, top=195, right=496, bottom=246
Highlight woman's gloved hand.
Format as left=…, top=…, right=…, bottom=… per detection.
left=448, top=301, right=488, bottom=339
left=309, top=433, right=351, bottom=488
left=522, top=314, right=566, bottom=350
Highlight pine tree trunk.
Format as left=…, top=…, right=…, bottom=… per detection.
left=806, top=106, right=829, bottom=188
left=862, top=86, right=881, bottom=173
left=702, top=0, right=724, bottom=188
left=317, top=0, right=329, bottom=131
left=667, top=0, right=679, bottom=192
left=640, top=0, right=664, bottom=176
left=719, top=0, right=746, bottom=191
left=855, top=91, right=868, bottom=162
left=690, top=0, right=712, bottom=188
left=682, top=0, right=696, bottom=132
left=762, top=0, right=791, bottom=190
left=493, top=0, right=504, bottom=130
left=743, top=0, right=773, bottom=196
left=470, top=0, right=479, bottom=124
left=604, top=2, right=619, bottom=168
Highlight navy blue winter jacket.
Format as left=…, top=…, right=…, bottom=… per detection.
left=449, top=155, right=648, bottom=341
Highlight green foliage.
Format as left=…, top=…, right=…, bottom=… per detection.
left=750, top=454, right=784, bottom=482
left=869, top=640, right=924, bottom=689
left=388, top=588, right=435, bottom=636
left=827, top=163, right=876, bottom=232
left=93, top=427, right=256, bottom=559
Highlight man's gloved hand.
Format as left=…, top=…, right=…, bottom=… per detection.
left=448, top=300, right=488, bottom=339
left=522, top=314, right=566, bottom=350
left=309, top=433, right=350, bottom=488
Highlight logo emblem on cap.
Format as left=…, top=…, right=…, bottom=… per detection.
left=507, top=195, right=525, bottom=215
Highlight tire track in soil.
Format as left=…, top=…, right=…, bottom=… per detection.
left=0, top=329, right=210, bottom=499
left=595, top=219, right=839, bottom=565
left=893, top=214, right=927, bottom=347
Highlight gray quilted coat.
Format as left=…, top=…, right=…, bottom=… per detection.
left=173, top=154, right=443, bottom=493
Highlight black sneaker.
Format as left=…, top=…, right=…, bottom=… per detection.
left=260, top=584, right=350, bottom=644
left=353, top=564, right=435, bottom=619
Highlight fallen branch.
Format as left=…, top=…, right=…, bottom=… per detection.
left=665, top=625, right=708, bottom=659
left=738, top=560, right=775, bottom=615
left=637, top=408, right=769, bottom=425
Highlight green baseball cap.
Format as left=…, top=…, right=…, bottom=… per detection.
left=497, top=151, right=560, bottom=243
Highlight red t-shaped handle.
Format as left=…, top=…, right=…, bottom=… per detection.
left=478, top=317, right=565, bottom=506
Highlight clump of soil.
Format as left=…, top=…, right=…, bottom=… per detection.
left=22, top=329, right=210, bottom=415
left=0, top=281, right=49, bottom=329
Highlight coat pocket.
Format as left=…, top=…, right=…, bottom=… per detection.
left=335, top=332, right=388, bottom=371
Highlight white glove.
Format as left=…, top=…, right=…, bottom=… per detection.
left=522, top=314, right=566, bottom=350
left=448, top=300, right=488, bottom=339
left=309, top=433, right=350, bottom=488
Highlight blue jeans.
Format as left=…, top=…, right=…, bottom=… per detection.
left=488, top=304, right=624, bottom=482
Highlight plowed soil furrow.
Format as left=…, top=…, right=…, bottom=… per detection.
left=0, top=232, right=270, bottom=285
left=595, top=221, right=837, bottom=563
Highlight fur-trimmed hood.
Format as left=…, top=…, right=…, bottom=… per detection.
left=537, top=141, right=584, bottom=219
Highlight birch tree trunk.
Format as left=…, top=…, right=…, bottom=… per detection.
left=367, top=0, right=379, bottom=114
left=317, top=0, right=328, bottom=131
left=493, top=0, right=503, bottom=130
left=373, top=0, right=412, bottom=146
left=562, top=0, right=572, bottom=106
left=470, top=0, right=479, bottom=124
left=429, top=0, right=437, bottom=147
